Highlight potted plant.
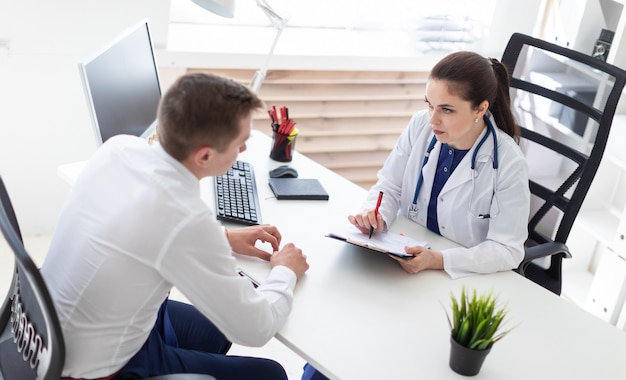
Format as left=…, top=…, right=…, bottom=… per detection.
left=445, top=286, right=514, bottom=376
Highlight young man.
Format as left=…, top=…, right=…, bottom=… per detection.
left=42, top=72, right=309, bottom=380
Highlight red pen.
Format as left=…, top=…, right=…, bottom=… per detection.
left=369, top=191, right=384, bottom=239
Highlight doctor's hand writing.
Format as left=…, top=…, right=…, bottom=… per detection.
left=348, top=210, right=386, bottom=236
left=225, top=224, right=282, bottom=261
left=390, top=246, right=444, bottom=274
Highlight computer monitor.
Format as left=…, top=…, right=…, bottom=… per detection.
left=78, top=19, right=161, bottom=146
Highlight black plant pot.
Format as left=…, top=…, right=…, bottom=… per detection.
left=449, top=336, right=492, bottom=376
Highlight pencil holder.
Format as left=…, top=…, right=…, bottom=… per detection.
left=270, top=130, right=298, bottom=162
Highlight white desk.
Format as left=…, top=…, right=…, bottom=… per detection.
left=60, top=130, right=626, bottom=379
left=223, top=131, right=626, bottom=379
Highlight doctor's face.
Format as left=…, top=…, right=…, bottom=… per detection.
left=425, top=79, right=487, bottom=150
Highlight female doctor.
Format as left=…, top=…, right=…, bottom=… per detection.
left=349, top=51, right=530, bottom=278
left=302, top=52, right=531, bottom=380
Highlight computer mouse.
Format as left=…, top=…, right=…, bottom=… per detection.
left=269, top=165, right=298, bottom=178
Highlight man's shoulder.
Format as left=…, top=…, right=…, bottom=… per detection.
left=102, top=134, right=149, bottom=149
left=94, top=135, right=154, bottom=163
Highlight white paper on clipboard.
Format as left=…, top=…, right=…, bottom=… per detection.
left=326, top=228, right=429, bottom=260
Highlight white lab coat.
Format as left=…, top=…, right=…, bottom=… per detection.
left=364, top=110, right=530, bottom=278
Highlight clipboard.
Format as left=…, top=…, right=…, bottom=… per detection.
left=326, top=229, right=428, bottom=261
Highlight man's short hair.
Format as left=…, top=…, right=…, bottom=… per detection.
left=157, top=72, right=263, bottom=161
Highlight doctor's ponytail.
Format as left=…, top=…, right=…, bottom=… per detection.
left=489, top=58, right=520, bottom=143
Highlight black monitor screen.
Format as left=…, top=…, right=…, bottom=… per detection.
left=79, top=19, right=161, bottom=145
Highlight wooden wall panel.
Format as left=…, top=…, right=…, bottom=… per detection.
left=185, top=68, right=428, bottom=189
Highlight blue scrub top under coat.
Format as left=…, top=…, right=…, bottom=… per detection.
left=427, top=144, right=469, bottom=234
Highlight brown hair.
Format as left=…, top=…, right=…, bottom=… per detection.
left=429, top=51, right=520, bottom=142
left=156, top=72, right=263, bottom=160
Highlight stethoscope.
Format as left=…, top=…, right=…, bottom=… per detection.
left=408, top=114, right=500, bottom=220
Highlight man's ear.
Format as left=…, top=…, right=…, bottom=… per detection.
left=193, top=146, right=214, bottom=168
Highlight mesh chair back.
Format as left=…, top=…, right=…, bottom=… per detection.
left=501, top=33, right=626, bottom=294
left=0, top=176, right=65, bottom=380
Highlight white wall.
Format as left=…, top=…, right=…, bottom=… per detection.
left=0, top=0, right=547, bottom=238
left=481, top=0, right=544, bottom=57
left=0, top=0, right=171, bottom=236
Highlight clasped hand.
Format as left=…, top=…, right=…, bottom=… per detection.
left=225, top=224, right=309, bottom=278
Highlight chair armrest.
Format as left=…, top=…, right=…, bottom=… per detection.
left=516, top=241, right=572, bottom=276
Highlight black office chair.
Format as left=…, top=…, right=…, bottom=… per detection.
left=0, top=175, right=215, bottom=380
left=0, top=176, right=65, bottom=380
left=501, top=33, right=626, bottom=295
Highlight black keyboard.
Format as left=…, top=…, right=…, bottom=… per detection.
left=214, top=160, right=262, bottom=226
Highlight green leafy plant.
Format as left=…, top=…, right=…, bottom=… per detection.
left=446, top=287, right=513, bottom=351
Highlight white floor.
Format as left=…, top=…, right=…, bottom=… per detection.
left=0, top=234, right=306, bottom=380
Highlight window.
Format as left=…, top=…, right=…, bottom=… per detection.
left=169, top=0, right=499, bottom=55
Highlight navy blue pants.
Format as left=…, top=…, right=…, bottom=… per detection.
left=114, top=300, right=287, bottom=380
left=301, top=363, right=329, bottom=380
